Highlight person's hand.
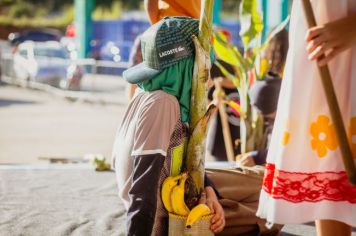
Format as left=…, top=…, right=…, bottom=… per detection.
left=204, top=186, right=225, bottom=233
left=305, top=13, right=356, bottom=66
left=236, top=152, right=256, bottom=167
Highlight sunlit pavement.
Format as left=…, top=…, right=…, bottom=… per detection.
left=0, top=83, right=355, bottom=235
left=0, top=83, right=127, bottom=164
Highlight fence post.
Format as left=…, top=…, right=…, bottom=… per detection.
left=75, top=0, right=95, bottom=58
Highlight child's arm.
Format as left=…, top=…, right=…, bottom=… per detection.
left=305, top=13, right=356, bottom=66
left=205, top=186, right=225, bottom=233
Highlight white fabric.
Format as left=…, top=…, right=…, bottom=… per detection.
left=257, top=0, right=356, bottom=227
left=131, top=149, right=167, bottom=156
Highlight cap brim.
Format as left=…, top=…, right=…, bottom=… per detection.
left=123, top=62, right=160, bottom=84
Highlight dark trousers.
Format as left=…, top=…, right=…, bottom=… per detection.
left=126, top=154, right=165, bottom=236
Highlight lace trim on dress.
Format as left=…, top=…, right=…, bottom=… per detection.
left=263, top=163, right=356, bottom=203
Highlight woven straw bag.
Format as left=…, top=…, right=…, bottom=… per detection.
left=168, top=213, right=214, bottom=236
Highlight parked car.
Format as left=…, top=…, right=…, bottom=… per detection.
left=13, top=41, right=82, bottom=90
left=8, top=29, right=62, bottom=46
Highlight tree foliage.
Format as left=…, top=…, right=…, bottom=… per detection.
left=0, top=0, right=142, bottom=27
left=0, top=0, right=141, bottom=14
left=96, top=0, right=141, bottom=10
left=0, top=0, right=239, bottom=28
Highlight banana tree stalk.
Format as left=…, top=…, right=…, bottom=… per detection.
left=186, top=0, right=214, bottom=196
left=198, top=0, right=214, bottom=54
left=189, top=0, right=214, bottom=132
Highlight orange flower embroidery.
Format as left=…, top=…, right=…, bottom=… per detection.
left=281, top=120, right=290, bottom=146
left=282, top=132, right=290, bottom=145
left=310, top=115, right=338, bottom=158
left=348, top=117, right=356, bottom=158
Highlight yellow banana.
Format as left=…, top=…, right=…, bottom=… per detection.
left=185, top=203, right=211, bottom=228
left=161, top=174, right=185, bottom=213
left=171, top=173, right=190, bottom=216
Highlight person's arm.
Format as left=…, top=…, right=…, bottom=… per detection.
left=236, top=150, right=268, bottom=167
left=127, top=94, right=179, bottom=235
left=144, top=0, right=160, bottom=24
left=127, top=154, right=165, bottom=236
left=205, top=186, right=225, bottom=233
left=202, top=174, right=225, bottom=233
left=305, top=13, right=356, bottom=66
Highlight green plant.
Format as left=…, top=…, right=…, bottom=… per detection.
left=0, top=3, right=73, bottom=28
left=92, top=155, right=111, bottom=171
left=8, top=1, right=35, bottom=18
left=213, top=0, right=290, bottom=154
left=92, top=0, right=122, bottom=20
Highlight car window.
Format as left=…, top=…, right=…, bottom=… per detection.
left=19, top=49, right=28, bottom=58
left=26, top=32, right=59, bottom=42
left=34, top=48, right=69, bottom=59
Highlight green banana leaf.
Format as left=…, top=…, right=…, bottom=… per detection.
left=213, top=32, right=239, bottom=65
left=239, top=0, right=263, bottom=51
left=212, top=2, right=289, bottom=154
left=215, top=60, right=240, bottom=88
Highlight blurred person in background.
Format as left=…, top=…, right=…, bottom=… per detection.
left=237, top=74, right=282, bottom=167
left=206, top=59, right=241, bottom=161
left=208, top=27, right=289, bottom=163
left=260, top=29, right=289, bottom=78
left=236, top=27, right=289, bottom=167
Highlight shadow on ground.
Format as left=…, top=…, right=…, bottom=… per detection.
left=0, top=98, right=37, bottom=107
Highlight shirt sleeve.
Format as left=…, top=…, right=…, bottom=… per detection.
left=132, top=96, right=179, bottom=157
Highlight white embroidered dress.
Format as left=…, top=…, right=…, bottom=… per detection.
left=256, top=0, right=356, bottom=227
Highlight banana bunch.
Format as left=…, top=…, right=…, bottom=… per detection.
left=161, top=173, right=190, bottom=216
left=162, top=175, right=212, bottom=228
left=186, top=203, right=211, bottom=228
left=171, top=174, right=191, bottom=216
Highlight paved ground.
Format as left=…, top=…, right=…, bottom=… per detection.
left=1, top=82, right=355, bottom=236
left=0, top=82, right=127, bottom=164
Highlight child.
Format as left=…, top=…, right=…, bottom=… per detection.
left=237, top=74, right=282, bottom=167
left=206, top=60, right=241, bottom=161
left=257, top=1, right=356, bottom=235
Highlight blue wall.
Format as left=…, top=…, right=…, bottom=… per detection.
left=92, top=20, right=150, bottom=62
left=92, top=19, right=241, bottom=61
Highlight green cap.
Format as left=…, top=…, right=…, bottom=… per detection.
left=123, top=16, right=199, bottom=84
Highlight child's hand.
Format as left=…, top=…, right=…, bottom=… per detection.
left=236, top=152, right=256, bottom=167
left=305, top=13, right=356, bottom=66
left=205, top=186, right=225, bottom=233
